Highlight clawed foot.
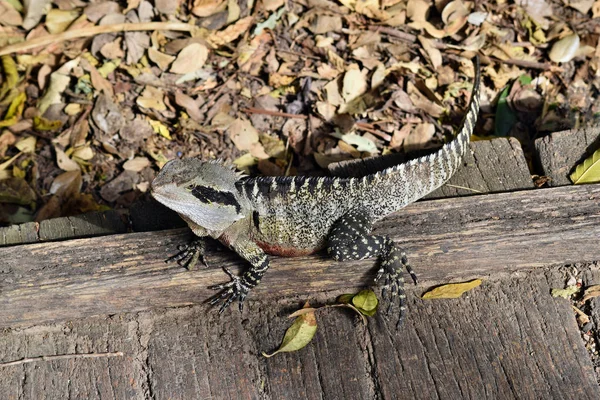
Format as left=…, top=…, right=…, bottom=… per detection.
left=374, top=250, right=417, bottom=329
left=166, top=239, right=207, bottom=270
left=208, top=267, right=249, bottom=313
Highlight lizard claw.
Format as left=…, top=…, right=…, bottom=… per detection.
left=166, top=239, right=208, bottom=270
left=207, top=267, right=249, bottom=313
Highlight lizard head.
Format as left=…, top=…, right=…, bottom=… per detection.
left=151, top=158, right=246, bottom=235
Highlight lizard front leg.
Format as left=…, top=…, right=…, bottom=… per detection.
left=327, top=209, right=417, bottom=328
left=209, top=239, right=269, bottom=313
left=166, top=238, right=208, bottom=269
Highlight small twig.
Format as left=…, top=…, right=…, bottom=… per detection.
left=277, top=49, right=322, bottom=61
left=489, top=56, right=553, bottom=71
left=355, top=122, right=392, bottom=142
left=242, top=107, right=308, bottom=119
left=445, top=184, right=482, bottom=193
left=367, top=25, right=418, bottom=44
left=0, top=22, right=196, bottom=56
left=0, top=351, right=124, bottom=367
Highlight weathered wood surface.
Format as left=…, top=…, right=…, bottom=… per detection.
left=0, top=271, right=598, bottom=399
left=535, top=125, right=600, bottom=186
left=1, top=184, right=599, bottom=330
left=0, top=210, right=127, bottom=246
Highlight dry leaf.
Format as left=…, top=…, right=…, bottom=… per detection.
left=422, top=279, right=482, bottom=299
left=262, top=302, right=317, bottom=357
left=148, top=47, right=175, bottom=70
left=569, top=0, right=594, bottom=14
left=404, top=122, right=435, bottom=151
left=15, top=136, right=36, bottom=153
left=0, top=1, right=23, bottom=26
left=549, top=33, right=580, bottom=63
left=170, top=43, right=209, bottom=74
left=228, top=118, right=260, bottom=151
left=55, top=146, right=80, bottom=171
left=419, top=36, right=442, bottom=69
left=342, top=67, right=367, bottom=103
left=72, top=145, right=94, bottom=161
left=148, top=119, right=171, bottom=139
left=136, top=86, right=166, bottom=111
left=192, top=0, right=226, bottom=17
left=22, top=0, right=52, bottom=30
left=123, top=156, right=150, bottom=172
left=49, top=170, right=82, bottom=196
left=581, top=285, right=600, bottom=303
left=38, top=58, right=80, bottom=115
left=175, top=91, right=204, bottom=122
left=45, top=9, right=79, bottom=34
left=208, top=16, right=253, bottom=46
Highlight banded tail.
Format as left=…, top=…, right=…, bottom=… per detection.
left=328, top=56, right=481, bottom=218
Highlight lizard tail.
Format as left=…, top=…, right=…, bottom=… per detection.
left=328, top=56, right=481, bottom=192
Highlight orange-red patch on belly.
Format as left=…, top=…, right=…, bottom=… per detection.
left=256, top=241, right=320, bottom=257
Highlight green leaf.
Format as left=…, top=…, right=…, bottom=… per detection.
left=494, top=84, right=517, bottom=137
left=551, top=285, right=580, bottom=299
left=263, top=303, right=317, bottom=357
left=518, top=75, right=532, bottom=85
left=422, top=279, right=482, bottom=299
left=351, top=289, right=378, bottom=316
left=337, top=294, right=355, bottom=304
left=570, top=148, right=600, bottom=184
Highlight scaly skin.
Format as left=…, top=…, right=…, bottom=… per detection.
left=151, top=57, right=481, bottom=325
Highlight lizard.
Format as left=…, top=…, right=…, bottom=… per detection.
left=151, top=56, right=481, bottom=327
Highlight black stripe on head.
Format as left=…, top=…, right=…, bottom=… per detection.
left=190, top=186, right=241, bottom=213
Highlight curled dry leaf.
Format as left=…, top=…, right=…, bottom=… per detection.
left=38, top=58, right=80, bottom=115
left=148, top=47, right=175, bottom=70
left=55, top=146, right=81, bottom=171
left=170, top=43, right=209, bottom=74
left=331, top=131, right=378, bottom=153
left=263, top=302, right=317, bottom=357
left=570, top=147, right=600, bottom=184
left=581, top=285, right=600, bottom=303
left=422, top=279, right=482, bottom=299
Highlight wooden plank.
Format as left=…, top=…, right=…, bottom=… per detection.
left=0, top=271, right=597, bottom=399
left=0, top=184, right=599, bottom=329
left=0, top=211, right=127, bottom=247
left=368, top=272, right=600, bottom=399
left=534, top=125, right=600, bottom=186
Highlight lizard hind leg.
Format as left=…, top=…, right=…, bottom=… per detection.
left=327, top=209, right=418, bottom=327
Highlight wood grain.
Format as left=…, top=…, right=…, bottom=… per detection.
left=0, top=184, right=599, bottom=329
